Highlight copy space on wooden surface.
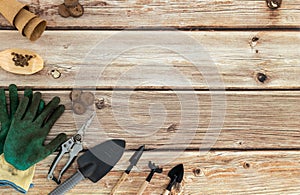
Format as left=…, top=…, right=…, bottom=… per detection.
left=0, top=0, right=299, bottom=194
left=1, top=151, right=299, bottom=194
left=0, top=0, right=299, bottom=29
left=0, top=31, right=299, bottom=89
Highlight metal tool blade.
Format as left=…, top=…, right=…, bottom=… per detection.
left=125, top=145, right=145, bottom=174
left=110, top=145, right=144, bottom=195
left=77, top=111, right=96, bottom=135
left=129, top=145, right=145, bottom=166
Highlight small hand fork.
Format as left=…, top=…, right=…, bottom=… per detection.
left=137, top=161, right=163, bottom=195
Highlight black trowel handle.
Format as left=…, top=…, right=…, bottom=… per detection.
left=49, top=170, right=85, bottom=195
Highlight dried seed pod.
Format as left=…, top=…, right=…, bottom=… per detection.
left=68, top=4, right=84, bottom=18
left=58, top=4, right=70, bottom=18
left=80, top=92, right=95, bottom=106
left=64, top=0, right=79, bottom=7
left=72, top=102, right=86, bottom=115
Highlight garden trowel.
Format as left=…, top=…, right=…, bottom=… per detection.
left=49, top=139, right=126, bottom=195
left=163, top=164, right=184, bottom=195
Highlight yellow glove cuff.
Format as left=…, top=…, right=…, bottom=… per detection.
left=0, top=154, right=35, bottom=194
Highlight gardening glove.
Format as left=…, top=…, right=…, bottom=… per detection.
left=4, top=93, right=67, bottom=171
left=0, top=85, right=45, bottom=194
left=0, top=154, right=35, bottom=194
left=0, top=84, right=33, bottom=154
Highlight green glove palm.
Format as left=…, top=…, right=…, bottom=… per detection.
left=0, top=84, right=36, bottom=154
left=4, top=92, right=67, bottom=170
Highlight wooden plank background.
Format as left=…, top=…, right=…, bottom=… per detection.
left=2, top=151, right=300, bottom=194
left=0, top=0, right=300, bottom=29
left=0, top=31, right=299, bottom=89
left=7, top=90, right=300, bottom=150
left=0, top=0, right=300, bottom=194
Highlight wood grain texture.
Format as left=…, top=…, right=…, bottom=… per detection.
left=0, top=30, right=299, bottom=89
left=0, top=0, right=299, bottom=29
left=0, top=1, right=298, bottom=193
left=2, top=151, right=300, bottom=194
left=12, top=90, right=300, bottom=150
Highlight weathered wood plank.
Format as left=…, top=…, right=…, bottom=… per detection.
left=0, top=31, right=299, bottom=89
left=2, top=151, right=300, bottom=194
left=0, top=0, right=299, bottom=29
left=14, top=90, right=300, bottom=150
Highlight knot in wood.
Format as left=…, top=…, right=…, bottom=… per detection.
left=193, top=168, right=202, bottom=177
left=167, top=123, right=177, bottom=132
left=51, top=69, right=61, bottom=79
left=266, top=0, right=282, bottom=9
left=257, top=73, right=267, bottom=83
left=243, top=162, right=251, bottom=169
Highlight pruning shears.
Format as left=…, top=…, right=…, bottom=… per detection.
left=47, top=111, right=96, bottom=184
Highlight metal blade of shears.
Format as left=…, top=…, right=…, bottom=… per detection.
left=77, top=111, right=96, bottom=136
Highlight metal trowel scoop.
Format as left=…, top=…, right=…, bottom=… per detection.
left=49, top=139, right=126, bottom=195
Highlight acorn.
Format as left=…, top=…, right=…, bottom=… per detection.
left=80, top=92, right=95, bottom=106
left=72, top=102, right=86, bottom=115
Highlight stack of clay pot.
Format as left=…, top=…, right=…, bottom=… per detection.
left=0, top=0, right=46, bottom=41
